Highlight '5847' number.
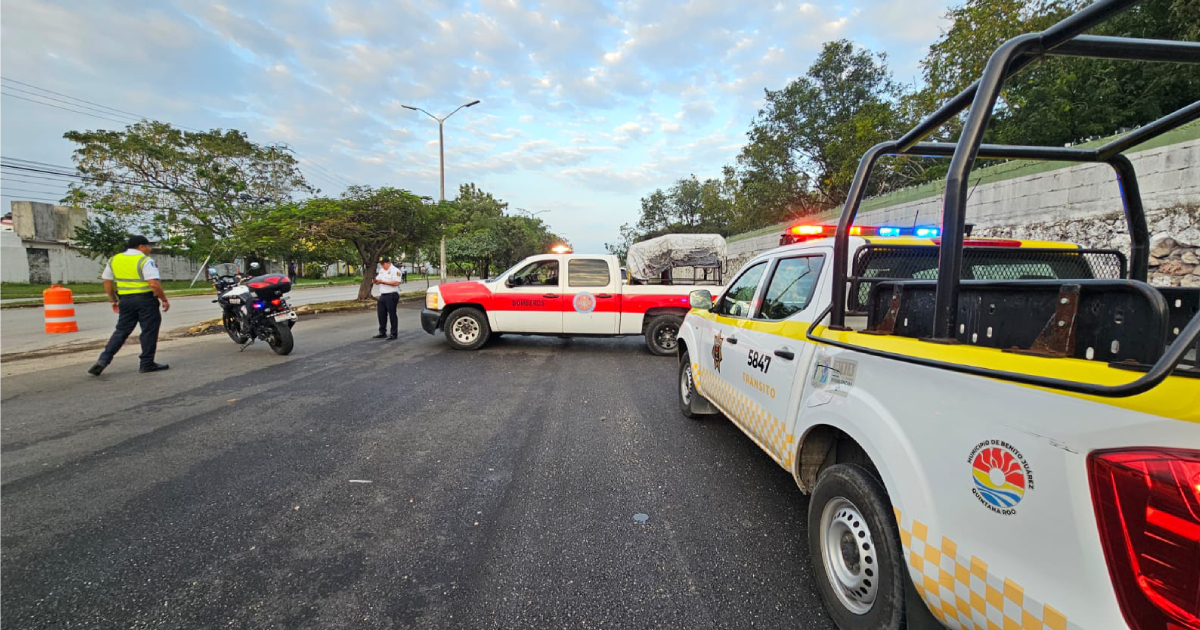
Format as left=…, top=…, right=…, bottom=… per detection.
left=747, top=349, right=771, bottom=373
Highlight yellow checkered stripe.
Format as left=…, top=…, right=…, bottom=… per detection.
left=694, top=364, right=795, bottom=470
left=894, top=508, right=1077, bottom=630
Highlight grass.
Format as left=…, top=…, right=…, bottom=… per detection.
left=728, top=119, right=1200, bottom=243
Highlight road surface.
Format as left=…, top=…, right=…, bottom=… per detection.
left=1, top=305, right=835, bottom=629
left=0, top=279, right=455, bottom=356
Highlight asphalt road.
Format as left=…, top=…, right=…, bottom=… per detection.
left=1, top=305, right=835, bottom=630
left=0, top=279, right=454, bottom=356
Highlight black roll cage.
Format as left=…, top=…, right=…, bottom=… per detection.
left=812, top=0, right=1200, bottom=397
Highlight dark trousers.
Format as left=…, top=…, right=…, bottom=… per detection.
left=377, top=293, right=399, bottom=335
left=98, top=293, right=161, bottom=368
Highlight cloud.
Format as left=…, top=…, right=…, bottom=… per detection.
left=1, top=0, right=959, bottom=256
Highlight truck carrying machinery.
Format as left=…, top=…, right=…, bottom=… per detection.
left=674, top=1, right=1200, bottom=628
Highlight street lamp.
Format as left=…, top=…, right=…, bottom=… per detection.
left=401, top=99, right=481, bottom=281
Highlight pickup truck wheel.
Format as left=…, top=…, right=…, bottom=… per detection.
left=444, top=307, right=490, bottom=350
left=678, top=351, right=708, bottom=419
left=645, top=314, right=683, bottom=356
left=809, top=464, right=904, bottom=630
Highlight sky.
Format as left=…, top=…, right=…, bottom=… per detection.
left=0, top=0, right=954, bottom=255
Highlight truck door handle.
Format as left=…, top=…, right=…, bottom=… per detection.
left=597, top=294, right=613, bottom=298
left=726, top=336, right=738, bottom=344
left=543, top=293, right=559, bottom=298
left=774, top=347, right=795, bottom=360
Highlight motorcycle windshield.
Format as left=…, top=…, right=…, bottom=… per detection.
left=212, top=263, right=239, bottom=277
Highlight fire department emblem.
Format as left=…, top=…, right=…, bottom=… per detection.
left=573, top=292, right=596, bottom=314
left=712, top=332, right=724, bottom=372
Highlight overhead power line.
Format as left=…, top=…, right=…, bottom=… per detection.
left=0, top=186, right=68, bottom=198
left=1, top=76, right=148, bottom=119
left=1, top=84, right=142, bottom=123
left=2, top=78, right=360, bottom=190
left=0, top=92, right=132, bottom=125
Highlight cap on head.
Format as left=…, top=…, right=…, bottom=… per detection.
left=126, top=235, right=150, bottom=249
left=379, top=256, right=391, bottom=264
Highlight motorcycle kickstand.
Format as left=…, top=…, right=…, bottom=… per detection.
left=239, top=339, right=255, bottom=352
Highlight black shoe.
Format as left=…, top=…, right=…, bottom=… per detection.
left=88, top=363, right=105, bottom=376
left=386, top=335, right=397, bottom=341
left=139, top=363, right=169, bottom=373
left=372, top=333, right=387, bottom=339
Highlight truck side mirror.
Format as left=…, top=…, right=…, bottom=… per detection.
left=689, top=290, right=714, bottom=310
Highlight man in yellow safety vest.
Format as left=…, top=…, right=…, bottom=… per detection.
left=88, top=235, right=171, bottom=376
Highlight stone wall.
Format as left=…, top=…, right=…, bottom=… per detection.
left=724, top=134, right=1200, bottom=277
left=973, top=204, right=1200, bottom=287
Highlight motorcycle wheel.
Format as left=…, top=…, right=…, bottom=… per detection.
left=268, top=321, right=294, bottom=356
left=223, top=313, right=249, bottom=345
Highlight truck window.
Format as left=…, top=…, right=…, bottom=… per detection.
left=759, top=255, right=824, bottom=321
left=509, top=260, right=559, bottom=287
left=568, top=259, right=611, bottom=287
left=715, top=261, right=768, bottom=318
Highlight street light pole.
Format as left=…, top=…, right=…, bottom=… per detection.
left=402, top=100, right=481, bottom=281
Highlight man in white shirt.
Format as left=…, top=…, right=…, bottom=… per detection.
left=373, top=256, right=403, bottom=340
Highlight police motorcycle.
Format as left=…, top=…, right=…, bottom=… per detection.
left=208, top=262, right=297, bottom=355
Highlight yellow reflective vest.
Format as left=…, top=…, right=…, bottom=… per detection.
left=111, top=252, right=152, bottom=295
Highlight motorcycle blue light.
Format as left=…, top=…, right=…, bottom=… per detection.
left=878, top=227, right=901, bottom=237
left=253, top=302, right=264, bottom=309
left=915, top=227, right=941, bottom=238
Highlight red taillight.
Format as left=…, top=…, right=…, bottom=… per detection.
left=271, top=298, right=282, bottom=306
left=1089, top=448, right=1200, bottom=630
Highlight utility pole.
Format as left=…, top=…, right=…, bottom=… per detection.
left=401, top=100, right=480, bottom=281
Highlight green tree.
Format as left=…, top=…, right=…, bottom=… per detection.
left=255, top=186, right=448, bottom=299
left=63, top=121, right=313, bottom=249
left=739, top=40, right=908, bottom=209
left=633, top=175, right=737, bottom=238
left=917, top=0, right=1200, bottom=147
left=72, top=212, right=134, bottom=260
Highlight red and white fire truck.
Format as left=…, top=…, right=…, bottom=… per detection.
left=420, top=246, right=723, bottom=354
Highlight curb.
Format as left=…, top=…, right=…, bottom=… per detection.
left=1, top=296, right=424, bottom=362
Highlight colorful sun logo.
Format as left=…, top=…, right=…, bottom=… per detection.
left=971, top=446, right=1028, bottom=508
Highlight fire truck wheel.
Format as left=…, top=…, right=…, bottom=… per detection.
left=444, top=307, right=490, bottom=350
left=645, top=314, right=683, bottom=356
left=808, top=463, right=905, bottom=630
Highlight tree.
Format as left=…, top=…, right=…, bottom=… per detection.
left=633, top=175, right=737, bottom=239
left=258, top=187, right=448, bottom=299
left=63, top=121, right=313, bottom=249
left=917, top=0, right=1200, bottom=147
left=605, top=223, right=640, bottom=260
left=72, top=212, right=134, bottom=260
left=739, top=40, right=908, bottom=209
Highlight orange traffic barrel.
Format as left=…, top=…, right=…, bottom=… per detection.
left=43, top=285, right=78, bottom=333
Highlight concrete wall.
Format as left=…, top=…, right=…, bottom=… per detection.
left=1, top=231, right=30, bottom=281
left=726, top=136, right=1200, bottom=270
left=0, top=232, right=207, bottom=284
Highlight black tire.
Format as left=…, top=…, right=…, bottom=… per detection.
left=645, top=314, right=683, bottom=356
left=268, top=321, right=294, bottom=356
left=808, top=464, right=905, bottom=630
left=677, top=351, right=708, bottom=419
left=223, top=313, right=249, bottom=345
left=444, top=307, right=490, bottom=351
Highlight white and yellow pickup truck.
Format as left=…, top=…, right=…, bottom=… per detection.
left=676, top=227, right=1199, bottom=630
left=674, top=2, right=1200, bottom=627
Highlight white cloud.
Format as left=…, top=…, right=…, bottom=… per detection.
left=0, top=0, right=958, bottom=255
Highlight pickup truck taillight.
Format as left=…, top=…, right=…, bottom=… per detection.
left=1089, top=448, right=1200, bottom=630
